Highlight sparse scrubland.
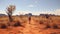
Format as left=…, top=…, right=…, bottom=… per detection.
left=0, top=5, right=60, bottom=34
left=0, top=15, right=60, bottom=34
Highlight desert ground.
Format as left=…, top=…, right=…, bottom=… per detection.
left=0, top=15, right=60, bottom=34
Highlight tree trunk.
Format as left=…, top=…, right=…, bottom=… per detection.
left=8, top=13, right=13, bottom=22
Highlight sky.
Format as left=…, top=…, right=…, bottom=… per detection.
left=0, top=0, right=60, bottom=15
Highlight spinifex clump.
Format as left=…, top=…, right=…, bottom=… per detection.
left=0, top=24, right=7, bottom=29
left=6, top=5, right=16, bottom=22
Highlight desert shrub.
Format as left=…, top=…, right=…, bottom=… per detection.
left=45, top=15, right=49, bottom=19
left=0, top=24, right=7, bottom=29
left=13, top=21, right=22, bottom=27
left=39, top=21, right=44, bottom=24
left=52, top=24, right=58, bottom=29
left=45, top=24, right=51, bottom=29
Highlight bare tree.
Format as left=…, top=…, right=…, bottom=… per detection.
left=6, top=5, right=16, bottom=22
